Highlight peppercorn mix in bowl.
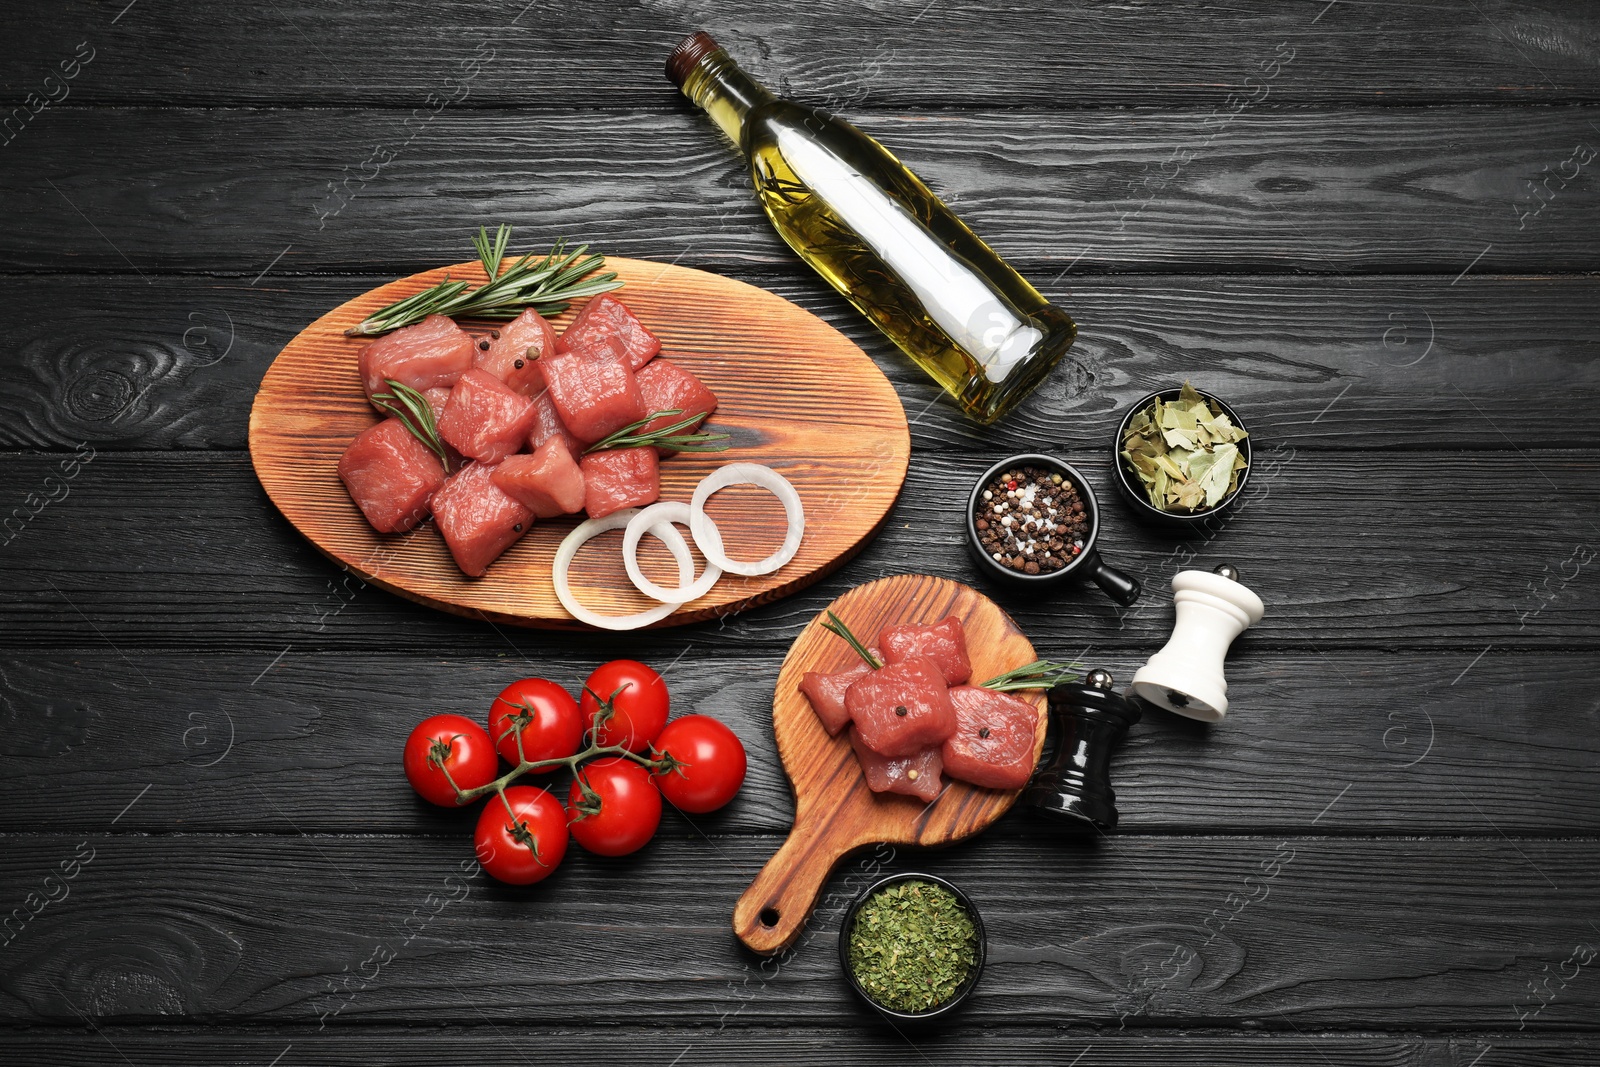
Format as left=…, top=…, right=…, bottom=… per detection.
left=964, top=454, right=1140, bottom=605
left=973, top=463, right=1091, bottom=577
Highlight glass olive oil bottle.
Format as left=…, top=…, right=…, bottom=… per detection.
left=666, top=32, right=1076, bottom=425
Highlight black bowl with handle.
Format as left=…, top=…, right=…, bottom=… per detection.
left=965, top=453, right=1140, bottom=606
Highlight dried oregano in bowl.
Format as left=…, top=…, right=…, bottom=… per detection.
left=844, top=877, right=982, bottom=1015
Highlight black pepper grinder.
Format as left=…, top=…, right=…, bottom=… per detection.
left=1023, top=668, right=1141, bottom=831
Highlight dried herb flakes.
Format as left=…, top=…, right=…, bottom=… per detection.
left=846, top=879, right=979, bottom=1013
left=1121, top=382, right=1248, bottom=513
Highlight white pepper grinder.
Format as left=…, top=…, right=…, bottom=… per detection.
left=1129, top=563, right=1264, bottom=721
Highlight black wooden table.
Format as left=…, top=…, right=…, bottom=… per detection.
left=4, top=2, right=1599, bottom=1063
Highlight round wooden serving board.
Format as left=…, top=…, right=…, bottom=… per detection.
left=733, top=574, right=1046, bottom=956
left=248, top=258, right=910, bottom=629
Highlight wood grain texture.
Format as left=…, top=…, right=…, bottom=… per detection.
left=734, top=575, right=1044, bottom=953
left=248, top=258, right=909, bottom=628
left=1, top=1028, right=1592, bottom=1067
left=8, top=106, right=1600, bottom=275
left=5, top=450, right=1597, bottom=652
left=8, top=0, right=1600, bottom=107
left=6, top=0, right=1600, bottom=1055
left=2, top=833, right=1596, bottom=1028
left=3, top=651, right=1592, bottom=837
left=5, top=271, right=1598, bottom=454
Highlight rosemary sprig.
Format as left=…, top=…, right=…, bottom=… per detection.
left=345, top=225, right=623, bottom=337
left=980, top=660, right=1082, bottom=693
left=583, top=409, right=731, bottom=455
left=820, top=611, right=882, bottom=669
left=371, top=379, right=451, bottom=469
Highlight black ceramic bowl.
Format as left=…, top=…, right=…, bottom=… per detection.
left=838, top=872, right=987, bottom=1024
left=1111, top=387, right=1253, bottom=528
left=965, top=454, right=1140, bottom=605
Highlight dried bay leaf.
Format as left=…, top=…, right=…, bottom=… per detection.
left=1194, top=442, right=1239, bottom=505
left=1162, top=426, right=1198, bottom=450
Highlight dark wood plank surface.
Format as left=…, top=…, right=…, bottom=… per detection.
left=1, top=651, right=1594, bottom=836
left=5, top=451, right=1597, bottom=650
left=3, top=834, right=1597, bottom=1028
left=4, top=1, right=1598, bottom=1064
left=7, top=0, right=1600, bottom=106
left=4, top=1029, right=1597, bottom=1066
left=3, top=272, right=1597, bottom=453
left=7, top=106, right=1599, bottom=274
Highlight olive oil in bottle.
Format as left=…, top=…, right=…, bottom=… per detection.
left=666, top=31, right=1076, bottom=425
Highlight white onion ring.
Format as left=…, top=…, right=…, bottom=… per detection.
left=623, top=501, right=723, bottom=604
left=553, top=509, right=695, bottom=630
left=688, top=463, right=805, bottom=578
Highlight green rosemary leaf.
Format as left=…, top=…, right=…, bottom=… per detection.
left=820, top=611, right=882, bottom=669
left=371, top=379, right=451, bottom=469
left=345, top=227, right=622, bottom=337
left=583, top=409, right=731, bottom=455
left=474, top=223, right=513, bottom=282
left=980, top=659, right=1081, bottom=692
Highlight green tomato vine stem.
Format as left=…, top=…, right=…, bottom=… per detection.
left=447, top=740, right=666, bottom=807
left=428, top=685, right=687, bottom=858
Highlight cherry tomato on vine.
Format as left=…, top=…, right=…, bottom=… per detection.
left=488, top=678, right=584, bottom=769
left=473, top=785, right=570, bottom=885
left=567, top=757, right=661, bottom=857
left=652, top=715, right=747, bottom=813
left=581, top=659, right=669, bottom=752
left=403, top=714, right=499, bottom=807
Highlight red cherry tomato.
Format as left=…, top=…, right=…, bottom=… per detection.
left=652, top=715, right=747, bottom=813
left=581, top=660, right=669, bottom=753
left=488, top=678, right=584, bottom=769
left=473, top=785, right=569, bottom=885
left=567, top=757, right=662, bottom=856
left=404, top=714, right=498, bottom=807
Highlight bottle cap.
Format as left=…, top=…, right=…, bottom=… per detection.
left=666, top=31, right=722, bottom=87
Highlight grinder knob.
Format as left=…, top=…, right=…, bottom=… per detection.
left=1023, top=670, right=1141, bottom=832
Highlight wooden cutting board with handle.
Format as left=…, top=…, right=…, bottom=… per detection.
left=248, top=256, right=909, bottom=629
left=733, top=573, right=1046, bottom=955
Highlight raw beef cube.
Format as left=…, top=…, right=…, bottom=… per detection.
left=636, top=358, right=718, bottom=440
left=799, top=654, right=878, bottom=736
left=941, top=685, right=1041, bottom=792
left=431, top=462, right=533, bottom=577
left=419, top=387, right=466, bottom=470
left=359, top=314, right=476, bottom=402
left=543, top=351, right=648, bottom=444
left=845, top=654, right=957, bottom=758
left=338, top=418, right=447, bottom=534
left=437, top=369, right=538, bottom=465
left=560, top=294, right=660, bottom=371
left=475, top=308, right=558, bottom=396
left=879, top=616, right=972, bottom=685
left=491, top=438, right=587, bottom=519
left=422, top=387, right=453, bottom=422
left=579, top=447, right=659, bottom=519
left=849, top=729, right=944, bottom=803
left=526, top=389, right=584, bottom=457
